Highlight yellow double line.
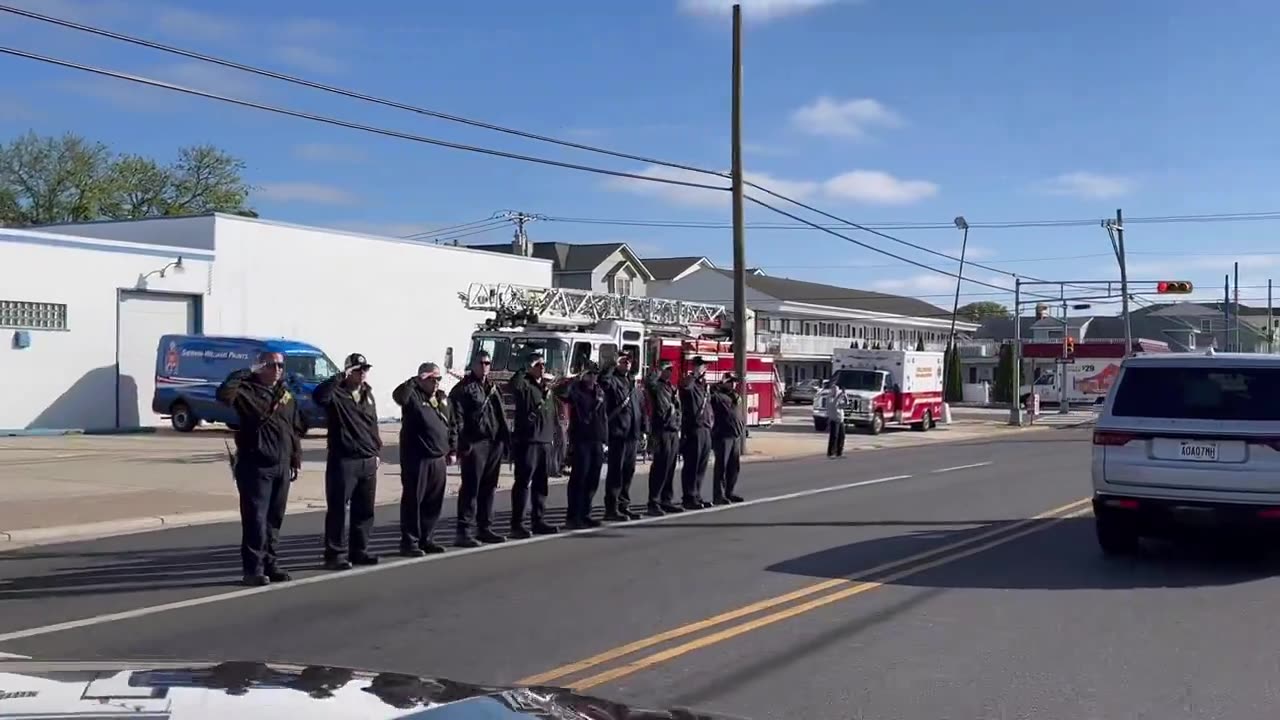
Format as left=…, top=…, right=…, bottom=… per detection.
left=519, top=496, right=1093, bottom=691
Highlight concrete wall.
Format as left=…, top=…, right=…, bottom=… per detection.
left=0, top=229, right=212, bottom=430
left=203, top=216, right=552, bottom=415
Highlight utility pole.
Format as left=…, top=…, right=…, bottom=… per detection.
left=500, top=210, right=540, bottom=257
left=730, top=3, right=748, bottom=447
left=1009, top=277, right=1022, bottom=426
left=948, top=216, right=970, bottom=349
left=1059, top=285, right=1069, bottom=414
left=1234, top=261, right=1240, bottom=351
left=1269, top=279, right=1274, bottom=354
left=1104, top=210, right=1132, bottom=357
left=1223, top=274, right=1230, bottom=351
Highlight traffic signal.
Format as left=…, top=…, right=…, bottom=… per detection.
left=1156, top=280, right=1193, bottom=294
left=1065, top=337, right=1076, bottom=356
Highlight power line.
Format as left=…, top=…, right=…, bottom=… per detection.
left=743, top=193, right=1063, bottom=301
left=0, top=46, right=732, bottom=194
left=400, top=215, right=506, bottom=240
left=541, top=211, right=1280, bottom=233
left=0, top=4, right=728, bottom=182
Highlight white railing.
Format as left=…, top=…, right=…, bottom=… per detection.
left=757, top=333, right=949, bottom=357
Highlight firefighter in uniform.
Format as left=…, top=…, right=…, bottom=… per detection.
left=562, top=362, right=607, bottom=528
left=314, top=353, right=383, bottom=570
left=216, top=351, right=305, bottom=586
left=679, top=356, right=714, bottom=510
left=448, top=349, right=510, bottom=546
left=601, top=351, right=643, bottom=521
left=645, top=360, right=683, bottom=516
left=391, top=362, right=456, bottom=556
left=710, top=372, right=746, bottom=504
left=507, top=352, right=560, bottom=537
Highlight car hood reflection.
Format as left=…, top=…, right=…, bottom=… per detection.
left=0, top=659, right=746, bottom=719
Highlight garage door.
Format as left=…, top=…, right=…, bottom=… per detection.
left=117, top=291, right=197, bottom=428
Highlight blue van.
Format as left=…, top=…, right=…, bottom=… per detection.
left=152, top=334, right=337, bottom=432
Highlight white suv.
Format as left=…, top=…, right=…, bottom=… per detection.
left=1091, top=351, right=1280, bottom=555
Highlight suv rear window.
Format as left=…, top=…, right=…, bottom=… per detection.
left=1111, top=366, right=1280, bottom=420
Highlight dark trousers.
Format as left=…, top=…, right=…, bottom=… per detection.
left=549, top=421, right=566, bottom=477
left=712, top=436, right=742, bottom=500
left=648, top=430, right=679, bottom=505
left=399, top=454, right=447, bottom=549
left=680, top=427, right=712, bottom=504
left=605, top=437, right=638, bottom=513
left=457, top=439, right=504, bottom=538
left=827, top=418, right=846, bottom=457
left=567, top=439, right=604, bottom=522
left=512, top=441, right=551, bottom=528
left=234, top=461, right=291, bottom=577
left=324, top=455, right=378, bottom=560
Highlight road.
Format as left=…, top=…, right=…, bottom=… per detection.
left=2, top=428, right=1276, bottom=719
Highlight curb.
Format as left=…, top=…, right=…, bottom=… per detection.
left=1, top=427, right=158, bottom=437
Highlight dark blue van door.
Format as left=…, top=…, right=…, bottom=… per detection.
left=154, top=335, right=260, bottom=431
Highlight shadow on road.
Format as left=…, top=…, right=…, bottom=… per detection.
left=766, top=517, right=1279, bottom=591
left=0, top=505, right=602, bottom=601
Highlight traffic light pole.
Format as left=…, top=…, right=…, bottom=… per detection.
left=1009, top=277, right=1023, bottom=427
left=1059, top=288, right=1070, bottom=414
left=1115, top=209, right=1133, bottom=358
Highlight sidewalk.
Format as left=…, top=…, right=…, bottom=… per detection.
left=0, top=418, right=1038, bottom=549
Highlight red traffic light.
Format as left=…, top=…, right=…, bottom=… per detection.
left=1156, top=280, right=1193, bottom=294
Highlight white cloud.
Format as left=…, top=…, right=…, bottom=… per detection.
left=823, top=170, right=938, bottom=205
left=258, top=182, right=360, bottom=206
left=1040, top=172, right=1135, bottom=200
left=65, top=61, right=262, bottom=112
left=607, top=165, right=937, bottom=208
left=293, top=143, right=368, bottom=163
left=872, top=273, right=958, bottom=294
left=678, top=0, right=844, bottom=22
left=791, top=97, right=901, bottom=139
left=275, top=46, right=343, bottom=74
left=280, top=18, right=348, bottom=42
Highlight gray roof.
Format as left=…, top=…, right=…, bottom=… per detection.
left=974, top=316, right=1038, bottom=340
left=1031, top=316, right=1091, bottom=330
left=711, top=269, right=950, bottom=318
left=469, top=241, right=653, bottom=279
left=642, top=256, right=714, bottom=281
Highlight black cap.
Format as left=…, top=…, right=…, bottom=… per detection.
left=581, top=361, right=600, bottom=376
left=617, top=350, right=632, bottom=359
left=691, top=356, right=707, bottom=367
left=344, top=353, right=371, bottom=371
left=723, top=372, right=738, bottom=383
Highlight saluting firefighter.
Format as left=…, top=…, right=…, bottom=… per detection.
left=507, top=352, right=561, bottom=537
left=392, top=362, right=456, bottom=556
left=645, top=360, right=683, bottom=516
left=679, top=356, right=714, bottom=510
left=601, top=351, right=643, bottom=521
left=562, top=361, right=608, bottom=528
left=448, top=349, right=511, bottom=546
left=217, top=351, right=306, bottom=586
left=314, top=353, right=383, bottom=570
left=709, top=372, right=746, bottom=505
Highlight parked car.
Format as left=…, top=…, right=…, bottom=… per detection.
left=784, top=378, right=824, bottom=405
left=1091, top=351, right=1280, bottom=555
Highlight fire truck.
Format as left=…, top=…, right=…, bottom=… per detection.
left=457, top=283, right=781, bottom=426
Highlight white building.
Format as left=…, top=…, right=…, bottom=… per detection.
left=645, top=257, right=978, bottom=384
left=0, top=214, right=551, bottom=431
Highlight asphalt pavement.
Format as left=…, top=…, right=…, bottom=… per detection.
left=2, top=428, right=1274, bottom=719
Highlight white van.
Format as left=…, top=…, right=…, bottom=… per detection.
left=1091, top=352, right=1280, bottom=554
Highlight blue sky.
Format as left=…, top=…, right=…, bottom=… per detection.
left=2, top=0, right=1280, bottom=312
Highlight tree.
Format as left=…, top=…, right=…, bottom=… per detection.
left=956, top=301, right=1011, bottom=323
left=0, top=132, right=254, bottom=226
left=944, top=343, right=964, bottom=403
left=992, top=342, right=1014, bottom=403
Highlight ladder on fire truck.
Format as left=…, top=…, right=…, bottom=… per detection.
left=459, top=283, right=726, bottom=327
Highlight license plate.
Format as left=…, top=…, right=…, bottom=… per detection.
left=1178, top=441, right=1219, bottom=462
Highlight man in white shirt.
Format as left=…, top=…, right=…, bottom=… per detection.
left=826, top=379, right=847, bottom=458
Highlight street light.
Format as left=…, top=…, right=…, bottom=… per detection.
left=948, top=216, right=970, bottom=350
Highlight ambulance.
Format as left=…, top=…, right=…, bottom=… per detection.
left=812, top=348, right=945, bottom=434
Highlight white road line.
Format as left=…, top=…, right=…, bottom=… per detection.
left=931, top=461, right=993, bottom=474
left=0, top=472, right=921, bottom=644
left=0, top=651, right=31, bottom=659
